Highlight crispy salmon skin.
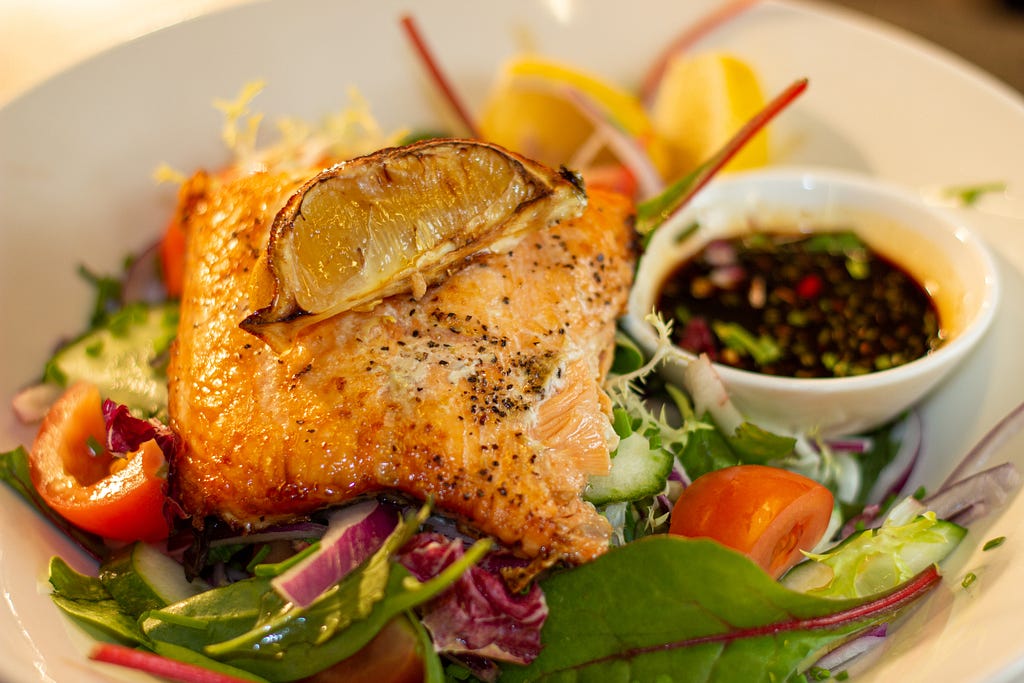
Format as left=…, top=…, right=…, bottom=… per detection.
left=167, top=165, right=637, bottom=565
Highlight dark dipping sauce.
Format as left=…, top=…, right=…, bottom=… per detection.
left=656, top=230, right=944, bottom=378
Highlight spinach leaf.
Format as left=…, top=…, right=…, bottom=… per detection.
left=409, top=612, right=446, bottom=683
left=48, top=557, right=147, bottom=646
left=204, top=503, right=436, bottom=658
left=501, top=536, right=939, bottom=682
left=142, top=505, right=488, bottom=682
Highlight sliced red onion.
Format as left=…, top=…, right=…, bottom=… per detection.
left=561, top=87, right=665, bottom=199
left=208, top=522, right=329, bottom=548
left=11, top=382, right=63, bottom=423
left=923, top=463, right=1021, bottom=526
left=840, top=503, right=882, bottom=538
left=910, top=402, right=1024, bottom=525
left=682, top=353, right=743, bottom=435
left=813, top=624, right=888, bottom=674
left=824, top=437, right=873, bottom=455
left=669, top=458, right=691, bottom=487
left=940, top=400, right=1024, bottom=490
left=865, top=409, right=923, bottom=505
left=271, top=500, right=397, bottom=607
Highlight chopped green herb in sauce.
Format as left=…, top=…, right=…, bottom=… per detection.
left=657, top=230, right=943, bottom=378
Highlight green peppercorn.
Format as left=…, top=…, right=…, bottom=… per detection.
left=656, top=230, right=943, bottom=378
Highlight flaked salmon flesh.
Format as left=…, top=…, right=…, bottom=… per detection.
left=167, top=168, right=637, bottom=566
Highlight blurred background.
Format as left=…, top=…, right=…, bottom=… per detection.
left=820, top=0, right=1022, bottom=93
left=0, top=0, right=1021, bottom=105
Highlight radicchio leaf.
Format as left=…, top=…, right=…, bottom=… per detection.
left=102, top=399, right=179, bottom=459
left=398, top=533, right=548, bottom=666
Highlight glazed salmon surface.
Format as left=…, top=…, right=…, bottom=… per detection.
left=167, top=169, right=637, bottom=565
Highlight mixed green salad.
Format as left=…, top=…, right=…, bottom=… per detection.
left=3, top=7, right=1022, bottom=683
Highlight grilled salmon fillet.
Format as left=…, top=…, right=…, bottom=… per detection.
left=166, top=167, right=637, bottom=566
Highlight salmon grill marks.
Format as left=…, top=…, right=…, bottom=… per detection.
left=166, top=168, right=637, bottom=566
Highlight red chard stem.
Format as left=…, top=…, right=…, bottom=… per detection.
left=400, top=14, right=481, bottom=139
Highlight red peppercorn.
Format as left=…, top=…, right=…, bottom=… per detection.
left=796, top=273, right=823, bottom=299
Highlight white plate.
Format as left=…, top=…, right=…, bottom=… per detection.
left=1, top=1, right=1023, bottom=681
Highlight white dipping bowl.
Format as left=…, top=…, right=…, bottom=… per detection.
left=622, top=167, right=999, bottom=437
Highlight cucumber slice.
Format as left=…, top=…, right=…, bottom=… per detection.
left=45, top=303, right=178, bottom=418
left=99, top=542, right=208, bottom=617
left=782, top=513, right=966, bottom=598
left=584, top=432, right=673, bottom=505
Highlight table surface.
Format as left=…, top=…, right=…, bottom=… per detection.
left=1, top=0, right=1021, bottom=108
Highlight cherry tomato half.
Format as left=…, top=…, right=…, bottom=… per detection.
left=669, top=464, right=833, bottom=579
left=29, top=382, right=170, bottom=542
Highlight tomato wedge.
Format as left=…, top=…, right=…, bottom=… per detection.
left=29, top=382, right=170, bottom=542
left=669, top=464, right=833, bottom=579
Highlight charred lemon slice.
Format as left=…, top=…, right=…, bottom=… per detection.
left=242, top=138, right=586, bottom=350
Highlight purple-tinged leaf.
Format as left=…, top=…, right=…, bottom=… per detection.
left=101, top=399, right=179, bottom=460
left=399, top=533, right=547, bottom=665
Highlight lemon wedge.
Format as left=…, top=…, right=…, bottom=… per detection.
left=242, top=138, right=586, bottom=350
left=649, top=52, right=768, bottom=179
left=479, top=56, right=668, bottom=174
